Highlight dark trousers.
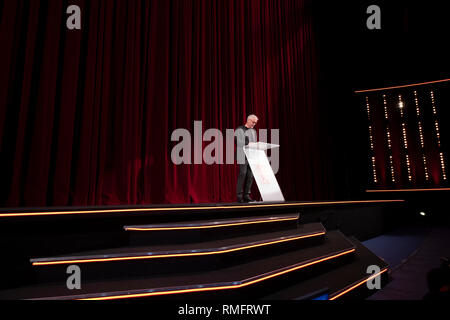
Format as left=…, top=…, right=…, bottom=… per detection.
left=236, top=163, right=254, bottom=200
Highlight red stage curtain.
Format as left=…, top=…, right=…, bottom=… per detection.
left=0, top=0, right=333, bottom=206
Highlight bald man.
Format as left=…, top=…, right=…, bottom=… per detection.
left=235, top=114, right=258, bottom=202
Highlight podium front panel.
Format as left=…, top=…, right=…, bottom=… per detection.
left=243, top=147, right=285, bottom=202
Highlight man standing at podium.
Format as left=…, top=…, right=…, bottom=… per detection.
left=235, top=114, right=258, bottom=202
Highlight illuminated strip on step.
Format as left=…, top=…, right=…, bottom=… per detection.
left=366, top=188, right=450, bottom=192
left=31, top=232, right=326, bottom=266
left=0, top=200, right=405, bottom=218
left=78, top=249, right=356, bottom=300
left=329, top=268, right=388, bottom=300
left=124, top=216, right=298, bottom=231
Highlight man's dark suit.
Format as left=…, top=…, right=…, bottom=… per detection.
left=235, top=125, right=257, bottom=202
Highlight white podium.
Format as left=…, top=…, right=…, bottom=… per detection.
left=243, top=142, right=285, bottom=202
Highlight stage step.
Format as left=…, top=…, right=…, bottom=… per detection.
left=30, top=223, right=326, bottom=283
left=124, top=213, right=300, bottom=245
left=260, top=236, right=389, bottom=300
left=0, top=230, right=355, bottom=300
left=124, top=213, right=300, bottom=231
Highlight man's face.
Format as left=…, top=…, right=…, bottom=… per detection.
left=247, top=117, right=258, bottom=128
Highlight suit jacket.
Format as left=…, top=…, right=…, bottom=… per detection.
left=235, top=125, right=257, bottom=164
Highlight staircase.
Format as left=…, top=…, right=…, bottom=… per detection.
left=0, top=209, right=389, bottom=300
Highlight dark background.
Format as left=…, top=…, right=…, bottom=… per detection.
left=1, top=0, right=450, bottom=207
left=314, top=0, right=450, bottom=198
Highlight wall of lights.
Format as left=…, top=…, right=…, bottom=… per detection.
left=359, top=83, right=449, bottom=188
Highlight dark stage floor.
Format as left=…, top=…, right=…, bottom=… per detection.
left=365, top=226, right=450, bottom=300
